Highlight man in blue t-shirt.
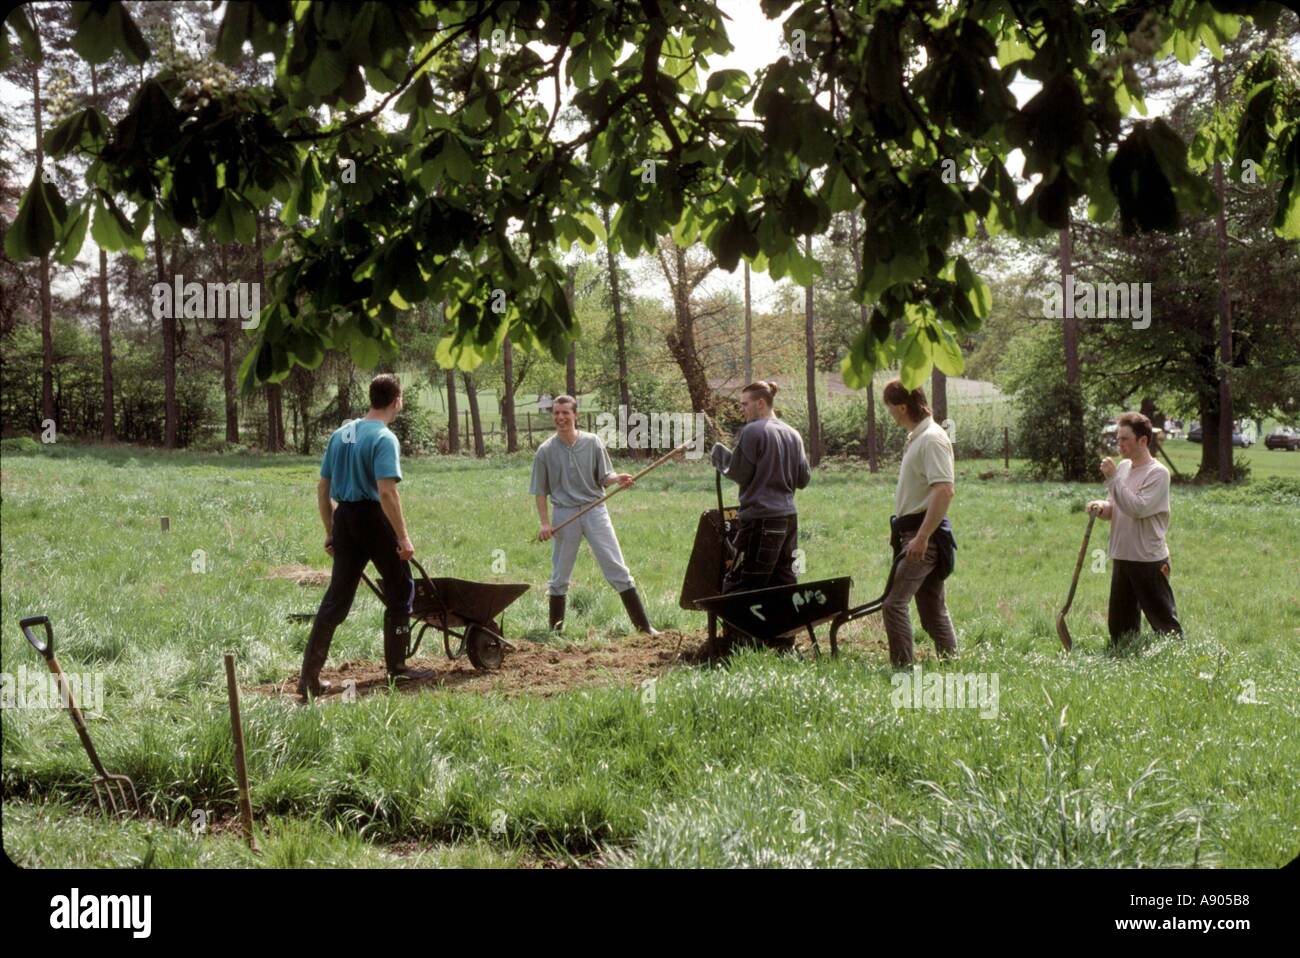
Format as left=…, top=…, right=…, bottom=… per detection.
left=298, top=374, right=415, bottom=699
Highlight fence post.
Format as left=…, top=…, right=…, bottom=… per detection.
left=1003, top=426, right=1009, bottom=469
left=526, top=411, right=533, bottom=446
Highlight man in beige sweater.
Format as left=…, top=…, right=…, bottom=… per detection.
left=1087, top=411, right=1183, bottom=645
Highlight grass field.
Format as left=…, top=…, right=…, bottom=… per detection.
left=2, top=441, right=1297, bottom=868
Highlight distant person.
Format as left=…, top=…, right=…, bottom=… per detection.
left=299, top=374, right=414, bottom=699
left=710, top=380, right=811, bottom=652
left=532, top=394, right=657, bottom=636
left=880, top=379, right=958, bottom=667
left=1087, top=411, right=1182, bottom=645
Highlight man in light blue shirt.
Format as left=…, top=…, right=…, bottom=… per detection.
left=299, top=374, right=415, bottom=699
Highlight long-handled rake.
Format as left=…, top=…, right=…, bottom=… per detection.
left=1055, top=513, right=1097, bottom=652
left=19, top=616, right=140, bottom=817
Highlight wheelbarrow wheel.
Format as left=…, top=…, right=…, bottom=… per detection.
left=465, top=623, right=505, bottom=671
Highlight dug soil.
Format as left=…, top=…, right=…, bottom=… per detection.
left=251, top=630, right=718, bottom=702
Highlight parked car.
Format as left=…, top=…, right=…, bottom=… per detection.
left=1265, top=427, right=1300, bottom=451
left=1187, top=423, right=1252, bottom=447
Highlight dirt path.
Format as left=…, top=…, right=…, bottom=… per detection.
left=250, top=630, right=717, bottom=702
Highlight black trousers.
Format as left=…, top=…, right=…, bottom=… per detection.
left=312, top=500, right=414, bottom=671
left=719, top=514, right=799, bottom=651
left=1108, top=557, right=1182, bottom=645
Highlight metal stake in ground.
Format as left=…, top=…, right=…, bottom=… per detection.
left=1056, top=512, right=1097, bottom=652
left=537, top=440, right=694, bottom=541
left=223, top=653, right=260, bottom=852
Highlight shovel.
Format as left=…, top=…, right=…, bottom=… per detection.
left=1055, top=513, right=1097, bottom=652
left=19, top=615, right=140, bottom=817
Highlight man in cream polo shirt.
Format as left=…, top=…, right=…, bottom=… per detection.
left=880, top=379, right=959, bottom=667
left=1087, top=411, right=1182, bottom=645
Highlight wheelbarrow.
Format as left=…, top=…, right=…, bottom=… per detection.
left=692, top=554, right=905, bottom=657
left=363, top=558, right=529, bottom=671
left=19, top=615, right=140, bottom=817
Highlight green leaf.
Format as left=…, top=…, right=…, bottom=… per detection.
left=55, top=199, right=90, bottom=266
left=6, top=4, right=41, bottom=65
left=899, top=326, right=933, bottom=390
left=826, top=168, right=857, bottom=213
left=933, top=324, right=965, bottom=376
left=4, top=173, right=59, bottom=260
left=71, top=1, right=150, bottom=66
left=90, top=196, right=144, bottom=260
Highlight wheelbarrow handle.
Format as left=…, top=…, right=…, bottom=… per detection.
left=20, top=615, right=54, bottom=659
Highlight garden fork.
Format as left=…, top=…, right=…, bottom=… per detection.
left=19, top=616, right=139, bottom=817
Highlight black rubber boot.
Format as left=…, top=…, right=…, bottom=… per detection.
left=619, top=587, right=659, bottom=636
left=548, top=594, right=566, bottom=633
left=298, top=616, right=336, bottom=700
left=384, top=614, right=412, bottom=678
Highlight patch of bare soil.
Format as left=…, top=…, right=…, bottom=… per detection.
left=265, top=564, right=332, bottom=586
left=251, top=630, right=718, bottom=703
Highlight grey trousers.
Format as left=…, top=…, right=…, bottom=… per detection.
left=547, top=503, right=634, bottom=596
left=882, top=530, right=958, bottom=666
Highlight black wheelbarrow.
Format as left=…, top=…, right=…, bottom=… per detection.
left=692, top=553, right=904, bottom=657
left=362, top=558, right=529, bottom=671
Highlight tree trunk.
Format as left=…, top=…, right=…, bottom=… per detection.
left=337, top=358, right=351, bottom=422
left=565, top=263, right=577, bottom=397
left=219, top=242, right=238, bottom=442
left=253, top=213, right=283, bottom=450
left=1213, top=63, right=1235, bottom=483
left=664, top=245, right=716, bottom=416
left=931, top=368, right=948, bottom=424
left=32, top=59, right=55, bottom=427
left=154, top=231, right=178, bottom=448
left=502, top=332, right=518, bottom=452
left=90, top=65, right=115, bottom=440
left=849, top=210, right=878, bottom=471
left=445, top=368, right=460, bottom=452
left=1059, top=217, right=1086, bottom=480
left=463, top=372, right=485, bottom=457
left=743, top=260, right=753, bottom=385
left=603, top=207, right=632, bottom=413
left=804, top=235, right=821, bottom=467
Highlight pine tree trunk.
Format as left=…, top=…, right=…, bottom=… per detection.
left=154, top=232, right=178, bottom=448
left=446, top=367, right=460, bottom=453
left=253, top=213, right=283, bottom=450
left=804, top=235, right=821, bottom=467
left=743, top=260, right=753, bottom=385
left=1059, top=217, right=1086, bottom=480
left=32, top=59, right=55, bottom=427
left=565, top=263, right=578, bottom=397
left=220, top=242, right=238, bottom=442
left=502, top=333, right=518, bottom=452
left=1213, top=62, right=1235, bottom=483
left=463, top=372, right=485, bottom=457
left=91, top=65, right=114, bottom=440
left=849, top=210, right=878, bottom=472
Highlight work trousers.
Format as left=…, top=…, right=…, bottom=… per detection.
left=547, top=503, right=634, bottom=596
left=1108, top=557, right=1182, bottom=645
left=314, top=500, right=414, bottom=671
left=719, top=514, right=799, bottom=652
left=882, top=530, right=958, bottom=667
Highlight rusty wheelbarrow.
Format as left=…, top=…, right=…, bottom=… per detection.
left=364, top=558, right=529, bottom=671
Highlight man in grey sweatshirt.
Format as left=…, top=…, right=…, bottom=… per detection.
left=710, top=381, right=811, bottom=649
left=1087, top=411, right=1182, bottom=645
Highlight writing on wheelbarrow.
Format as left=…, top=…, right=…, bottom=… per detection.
left=749, top=588, right=829, bottom=620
